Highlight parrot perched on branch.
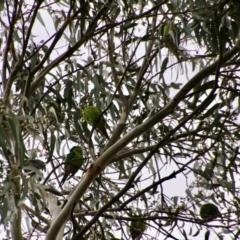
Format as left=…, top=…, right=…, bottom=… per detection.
left=130, top=218, right=147, bottom=240
left=60, top=146, right=84, bottom=186
left=24, top=159, right=46, bottom=172
left=83, top=106, right=109, bottom=139
left=162, top=22, right=181, bottom=60
left=200, top=203, right=220, bottom=221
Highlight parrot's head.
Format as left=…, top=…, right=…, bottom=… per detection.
left=70, top=146, right=83, bottom=155
left=83, top=106, right=102, bottom=125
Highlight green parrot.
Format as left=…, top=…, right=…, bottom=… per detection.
left=130, top=218, right=147, bottom=240
left=24, top=159, right=46, bottom=172
left=83, top=106, right=109, bottom=139
left=162, top=22, right=180, bottom=60
left=60, top=146, right=83, bottom=186
left=200, top=203, right=220, bottom=221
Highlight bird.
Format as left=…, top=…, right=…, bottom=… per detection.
left=161, top=22, right=181, bottom=60
left=60, top=146, right=84, bottom=186
left=130, top=218, right=147, bottom=240
left=24, top=159, right=46, bottom=172
left=83, top=106, right=109, bottom=139
left=200, top=203, right=220, bottom=221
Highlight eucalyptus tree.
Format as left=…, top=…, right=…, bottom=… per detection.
left=0, top=0, right=240, bottom=239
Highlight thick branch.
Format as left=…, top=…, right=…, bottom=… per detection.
left=45, top=38, right=240, bottom=240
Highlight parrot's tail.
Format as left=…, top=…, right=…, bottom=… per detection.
left=60, top=174, right=68, bottom=186
left=97, top=125, right=109, bottom=140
